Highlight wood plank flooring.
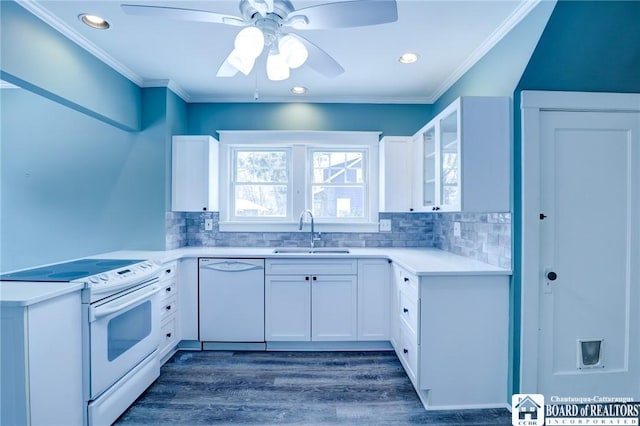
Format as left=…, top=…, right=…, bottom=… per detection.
left=115, top=350, right=512, bottom=425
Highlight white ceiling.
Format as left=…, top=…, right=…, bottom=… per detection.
left=19, top=0, right=539, bottom=103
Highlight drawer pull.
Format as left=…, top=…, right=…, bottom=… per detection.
left=404, top=277, right=410, bottom=282
left=403, top=348, right=409, bottom=354
left=403, top=307, right=409, bottom=313
left=166, top=332, right=172, bottom=338
left=165, top=287, right=172, bottom=293
left=165, top=305, right=172, bottom=311
left=165, top=269, right=172, bottom=274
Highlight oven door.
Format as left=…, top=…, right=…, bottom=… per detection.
left=88, top=283, right=161, bottom=399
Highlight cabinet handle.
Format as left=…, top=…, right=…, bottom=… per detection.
left=166, top=332, right=172, bottom=338
left=165, top=269, right=172, bottom=274
left=165, top=305, right=172, bottom=311
left=166, top=287, right=172, bottom=293
left=403, top=308, right=409, bottom=313
left=202, top=207, right=207, bottom=211
left=305, top=276, right=310, bottom=281
left=313, top=276, right=317, bottom=281
left=404, top=277, right=409, bottom=283
left=403, top=348, right=409, bottom=354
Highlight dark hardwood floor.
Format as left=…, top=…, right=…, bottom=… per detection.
left=115, top=350, right=512, bottom=425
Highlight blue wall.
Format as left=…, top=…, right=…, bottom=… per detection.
left=511, top=0, right=640, bottom=394
left=188, top=102, right=432, bottom=137
left=0, top=88, right=166, bottom=270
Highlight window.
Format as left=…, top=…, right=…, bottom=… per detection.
left=310, top=150, right=366, bottom=219
left=232, top=149, right=290, bottom=219
left=219, top=131, right=379, bottom=232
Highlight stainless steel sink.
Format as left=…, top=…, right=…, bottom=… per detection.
left=273, top=248, right=350, bottom=254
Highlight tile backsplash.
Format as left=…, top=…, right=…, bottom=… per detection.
left=166, top=211, right=511, bottom=268
left=433, top=212, right=512, bottom=269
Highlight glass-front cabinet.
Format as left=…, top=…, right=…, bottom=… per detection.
left=412, top=96, right=510, bottom=213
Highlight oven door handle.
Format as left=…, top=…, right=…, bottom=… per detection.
left=89, top=285, right=160, bottom=322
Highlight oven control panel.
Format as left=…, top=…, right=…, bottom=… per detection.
left=81, top=261, right=161, bottom=295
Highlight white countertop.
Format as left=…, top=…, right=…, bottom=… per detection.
left=0, top=281, right=84, bottom=307
left=2, top=247, right=510, bottom=306
left=95, top=247, right=511, bottom=276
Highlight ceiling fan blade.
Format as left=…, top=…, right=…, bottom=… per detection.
left=121, top=4, right=245, bottom=26
left=286, top=0, right=398, bottom=30
left=287, top=33, right=344, bottom=78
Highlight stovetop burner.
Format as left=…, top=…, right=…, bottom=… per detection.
left=0, top=258, right=144, bottom=282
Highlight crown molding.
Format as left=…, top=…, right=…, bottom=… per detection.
left=430, top=0, right=542, bottom=102
left=141, top=79, right=191, bottom=102
left=187, top=94, right=434, bottom=104
left=0, top=80, right=21, bottom=89
left=17, top=0, right=144, bottom=86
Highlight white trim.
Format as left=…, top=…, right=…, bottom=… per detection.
left=519, top=90, right=640, bottom=394
left=0, top=80, right=20, bottom=90
left=17, top=0, right=143, bottom=86
left=141, top=79, right=191, bottom=102
left=218, top=130, right=381, bottom=144
left=189, top=94, right=435, bottom=104
left=430, top=0, right=542, bottom=102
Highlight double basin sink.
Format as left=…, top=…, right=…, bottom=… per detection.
left=273, top=248, right=350, bottom=254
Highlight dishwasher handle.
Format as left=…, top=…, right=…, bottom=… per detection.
left=200, top=260, right=264, bottom=273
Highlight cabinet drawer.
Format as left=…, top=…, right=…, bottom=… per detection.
left=399, top=323, right=418, bottom=384
left=399, top=290, right=418, bottom=335
left=266, top=259, right=357, bottom=275
left=160, top=261, right=178, bottom=280
left=160, top=295, right=178, bottom=322
left=159, top=315, right=178, bottom=355
left=160, top=279, right=178, bottom=302
left=396, top=266, right=418, bottom=299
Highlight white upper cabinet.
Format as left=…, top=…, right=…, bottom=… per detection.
left=171, top=135, right=219, bottom=212
left=379, top=136, right=414, bottom=212
left=412, top=96, right=510, bottom=212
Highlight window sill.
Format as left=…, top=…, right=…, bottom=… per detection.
left=219, top=221, right=380, bottom=233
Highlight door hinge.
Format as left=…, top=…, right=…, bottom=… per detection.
left=540, top=213, right=547, bottom=220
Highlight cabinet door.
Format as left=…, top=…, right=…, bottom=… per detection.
left=312, top=275, right=358, bottom=341
left=357, top=259, right=390, bottom=340
left=178, top=258, right=198, bottom=341
left=171, top=135, right=219, bottom=212
left=411, top=124, right=437, bottom=212
left=379, top=136, right=414, bottom=212
left=265, top=275, right=311, bottom=341
left=437, top=106, right=461, bottom=211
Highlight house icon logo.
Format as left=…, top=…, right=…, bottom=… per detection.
left=512, top=394, right=545, bottom=426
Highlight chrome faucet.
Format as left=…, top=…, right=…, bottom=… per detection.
left=298, top=209, right=318, bottom=249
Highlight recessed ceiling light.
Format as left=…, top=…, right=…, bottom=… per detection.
left=291, top=86, right=307, bottom=95
left=398, top=52, right=419, bottom=64
left=79, top=14, right=110, bottom=30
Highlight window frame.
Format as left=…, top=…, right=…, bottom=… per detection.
left=218, top=131, right=380, bottom=233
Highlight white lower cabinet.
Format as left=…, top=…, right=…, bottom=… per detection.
left=178, top=257, right=199, bottom=346
left=1, top=292, right=83, bottom=426
left=265, top=259, right=358, bottom=343
left=312, top=275, right=358, bottom=341
left=391, top=262, right=509, bottom=410
left=357, top=259, right=391, bottom=340
left=158, top=261, right=179, bottom=364
left=265, top=275, right=311, bottom=341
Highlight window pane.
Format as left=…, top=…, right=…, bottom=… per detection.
left=312, top=186, right=364, bottom=218
left=312, top=152, right=363, bottom=184
left=236, top=151, right=288, bottom=183
left=235, top=185, right=287, bottom=217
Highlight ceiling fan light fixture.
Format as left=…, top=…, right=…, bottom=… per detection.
left=266, top=52, right=290, bottom=81
left=227, top=49, right=257, bottom=75
left=234, top=26, right=265, bottom=59
left=279, top=34, right=308, bottom=69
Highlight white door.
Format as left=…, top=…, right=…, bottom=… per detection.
left=537, top=109, right=640, bottom=397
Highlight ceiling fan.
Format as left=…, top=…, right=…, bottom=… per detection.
left=121, top=0, right=398, bottom=81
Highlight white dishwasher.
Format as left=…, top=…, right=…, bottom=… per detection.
left=198, top=258, right=265, bottom=344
